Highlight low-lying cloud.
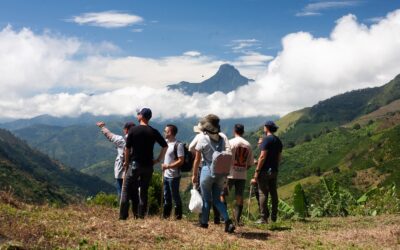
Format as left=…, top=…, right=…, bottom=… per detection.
left=1, top=9, right=400, bottom=120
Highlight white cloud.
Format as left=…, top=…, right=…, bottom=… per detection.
left=71, top=11, right=143, bottom=28
left=229, top=39, right=261, bottom=53
left=183, top=51, right=201, bottom=57
left=297, top=1, right=360, bottom=17
left=365, top=16, right=384, bottom=23
left=295, top=12, right=321, bottom=17
left=0, top=25, right=81, bottom=98
left=2, top=9, right=400, bottom=120
left=234, top=52, right=273, bottom=66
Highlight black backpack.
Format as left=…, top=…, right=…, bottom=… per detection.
left=174, top=141, right=194, bottom=172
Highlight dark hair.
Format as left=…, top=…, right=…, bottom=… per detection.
left=124, top=122, right=135, bottom=130
left=265, top=125, right=278, bottom=133
left=234, top=123, right=244, bottom=135
left=166, top=124, right=178, bottom=136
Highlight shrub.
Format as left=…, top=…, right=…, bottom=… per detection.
left=351, top=184, right=400, bottom=216
left=87, top=192, right=118, bottom=208
left=293, top=184, right=308, bottom=219
left=352, top=123, right=361, bottom=130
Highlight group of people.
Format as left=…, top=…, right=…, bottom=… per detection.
left=97, top=108, right=282, bottom=234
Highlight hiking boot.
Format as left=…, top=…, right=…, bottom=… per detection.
left=214, top=217, right=221, bottom=224
left=175, top=206, right=182, bottom=220
left=224, top=219, right=235, bottom=233
left=255, top=218, right=267, bottom=224
left=194, top=223, right=209, bottom=229
left=234, top=205, right=243, bottom=226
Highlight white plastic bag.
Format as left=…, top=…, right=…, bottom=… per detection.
left=189, top=188, right=203, bottom=213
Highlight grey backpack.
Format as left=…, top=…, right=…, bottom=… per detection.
left=205, top=136, right=232, bottom=176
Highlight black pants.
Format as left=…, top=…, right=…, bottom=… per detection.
left=257, top=171, right=278, bottom=222
left=120, top=166, right=153, bottom=219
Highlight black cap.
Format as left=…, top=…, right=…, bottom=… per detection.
left=264, top=121, right=279, bottom=130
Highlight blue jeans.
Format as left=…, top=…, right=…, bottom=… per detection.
left=163, top=176, right=182, bottom=219
left=116, top=178, right=123, bottom=199
left=200, top=166, right=229, bottom=225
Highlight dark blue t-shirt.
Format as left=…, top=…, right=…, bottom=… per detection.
left=260, top=135, right=283, bottom=172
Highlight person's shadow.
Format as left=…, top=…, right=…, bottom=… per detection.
left=238, top=231, right=270, bottom=240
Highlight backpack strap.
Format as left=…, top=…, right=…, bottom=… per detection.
left=173, top=141, right=179, bottom=160
left=204, top=134, right=223, bottom=153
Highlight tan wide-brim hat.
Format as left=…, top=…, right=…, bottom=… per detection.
left=199, top=114, right=220, bottom=134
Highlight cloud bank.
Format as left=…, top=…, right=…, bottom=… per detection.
left=1, top=9, right=400, bottom=120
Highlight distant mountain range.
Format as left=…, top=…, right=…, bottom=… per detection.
left=0, top=128, right=114, bottom=204
left=167, top=64, right=253, bottom=95
left=9, top=115, right=276, bottom=183
left=0, top=113, right=124, bottom=131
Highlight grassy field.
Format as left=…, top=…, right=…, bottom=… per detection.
left=1, top=193, right=399, bottom=250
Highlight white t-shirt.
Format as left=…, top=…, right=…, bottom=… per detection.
left=195, top=132, right=231, bottom=166
left=228, top=136, right=254, bottom=180
left=163, top=140, right=184, bottom=178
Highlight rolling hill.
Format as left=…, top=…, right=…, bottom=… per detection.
left=0, top=128, right=114, bottom=204
left=247, top=74, right=400, bottom=198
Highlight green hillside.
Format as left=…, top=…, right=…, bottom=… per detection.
left=12, top=124, right=119, bottom=170
left=81, top=160, right=115, bottom=184
left=280, top=116, right=400, bottom=190
left=246, top=74, right=400, bottom=202
left=275, top=108, right=310, bottom=135
left=277, top=74, right=400, bottom=147
left=0, top=129, right=114, bottom=204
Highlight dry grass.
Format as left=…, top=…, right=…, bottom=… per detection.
left=348, top=99, right=400, bottom=128
left=1, top=194, right=400, bottom=250
left=352, top=167, right=389, bottom=191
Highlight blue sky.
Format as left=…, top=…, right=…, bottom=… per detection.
left=1, top=0, right=397, bottom=59
left=0, top=1, right=400, bottom=120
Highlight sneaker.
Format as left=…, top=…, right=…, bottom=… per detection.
left=224, top=219, right=235, bottom=233
left=255, top=218, right=267, bottom=224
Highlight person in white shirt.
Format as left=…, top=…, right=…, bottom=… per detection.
left=161, top=124, right=184, bottom=219
left=189, top=122, right=222, bottom=224
left=96, top=121, right=135, bottom=199
left=226, top=124, right=254, bottom=225
left=191, top=114, right=235, bottom=233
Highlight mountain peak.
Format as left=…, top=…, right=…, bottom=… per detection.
left=218, top=63, right=237, bottom=71
left=167, top=64, right=252, bottom=95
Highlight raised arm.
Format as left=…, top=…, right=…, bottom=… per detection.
left=97, top=121, right=125, bottom=148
